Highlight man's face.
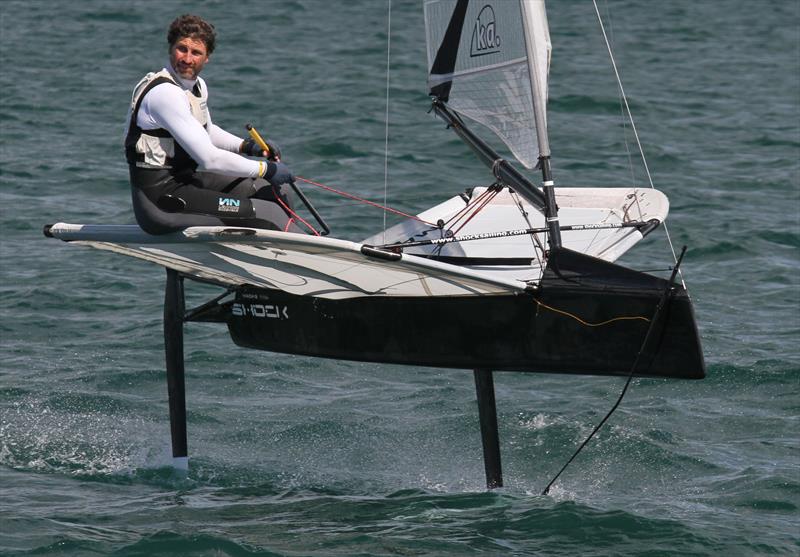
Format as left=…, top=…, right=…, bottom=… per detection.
left=169, top=36, right=209, bottom=80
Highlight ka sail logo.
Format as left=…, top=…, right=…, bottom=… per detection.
left=470, top=5, right=501, bottom=57
left=218, top=197, right=241, bottom=213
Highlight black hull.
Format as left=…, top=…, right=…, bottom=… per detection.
left=224, top=249, right=705, bottom=380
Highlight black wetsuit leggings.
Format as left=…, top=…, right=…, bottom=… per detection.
left=130, top=166, right=303, bottom=235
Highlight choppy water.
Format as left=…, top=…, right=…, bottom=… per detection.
left=1, top=1, right=798, bottom=555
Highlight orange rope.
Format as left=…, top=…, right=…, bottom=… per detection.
left=273, top=185, right=321, bottom=236
left=534, top=299, right=650, bottom=327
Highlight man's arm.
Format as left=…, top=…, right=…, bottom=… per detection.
left=142, top=84, right=263, bottom=178
left=207, top=123, right=244, bottom=152
left=195, top=78, right=242, bottom=152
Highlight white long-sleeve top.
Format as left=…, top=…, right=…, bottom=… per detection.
left=131, top=67, right=263, bottom=178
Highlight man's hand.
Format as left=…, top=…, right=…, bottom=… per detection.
left=240, top=137, right=282, bottom=161
left=263, top=161, right=294, bottom=186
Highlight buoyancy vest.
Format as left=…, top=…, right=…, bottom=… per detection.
left=124, top=69, right=209, bottom=172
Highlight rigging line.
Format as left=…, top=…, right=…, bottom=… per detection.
left=541, top=246, right=688, bottom=496
left=592, top=0, right=684, bottom=288
left=509, top=189, right=546, bottom=268
left=592, top=1, right=654, bottom=193
left=382, top=0, right=392, bottom=243
left=450, top=189, right=499, bottom=236
left=446, top=187, right=500, bottom=235
left=444, top=187, right=496, bottom=230
left=296, top=176, right=435, bottom=225
left=604, top=0, right=637, bottom=189
left=430, top=188, right=496, bottom=255
left=446, top=192, right=492, bottom=232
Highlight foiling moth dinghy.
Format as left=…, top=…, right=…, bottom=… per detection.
left=44, top=0, right=704, bottom=489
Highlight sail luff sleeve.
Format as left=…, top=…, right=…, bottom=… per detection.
left=519, top=0, right=552, bottom=157
left=428, top=0, right=470, bottom=101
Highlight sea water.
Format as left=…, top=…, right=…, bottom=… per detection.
left=1, top=1, right=798, bottom=555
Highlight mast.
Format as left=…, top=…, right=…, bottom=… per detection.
left=520, top=0, right=561, bottom=248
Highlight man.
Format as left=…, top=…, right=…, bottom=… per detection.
left=124, top=14, right=300, bottom=234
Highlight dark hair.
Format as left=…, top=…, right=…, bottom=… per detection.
left=167, top=14, right=216, bottom=54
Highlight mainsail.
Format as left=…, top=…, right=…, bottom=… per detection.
left=425, top=0, right=551, bottom=168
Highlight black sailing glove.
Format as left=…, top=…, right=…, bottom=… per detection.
left=240, top=137, right=282, bottom=161
left=263, top=161, right=294, bottom=186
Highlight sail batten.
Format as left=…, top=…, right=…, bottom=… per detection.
left=425, top=0, right=551, bottom=169
left=429, top=56, right=528, bottom=86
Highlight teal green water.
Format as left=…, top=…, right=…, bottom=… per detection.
left=1, top=1, right=798, bottom=555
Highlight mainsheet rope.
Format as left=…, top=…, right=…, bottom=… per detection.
left=296, top=176, right=435, bottom=226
